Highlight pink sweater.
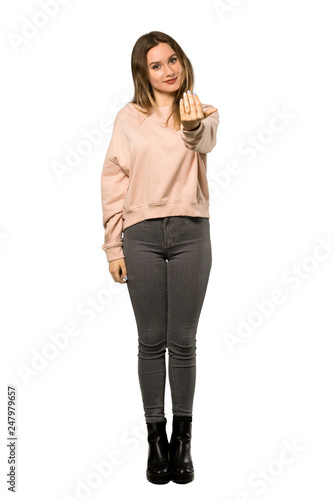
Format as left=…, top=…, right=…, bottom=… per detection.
left=101, top=102, right=219, bottom=262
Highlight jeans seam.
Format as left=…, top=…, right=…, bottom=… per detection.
left=171, top=353, right=180, bottom=414
left=160, top=356, right=164, bottom=419
left=167, top=265, right=181, bottom=415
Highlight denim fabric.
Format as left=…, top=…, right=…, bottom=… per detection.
left=123, top=216, right=212, bottom=423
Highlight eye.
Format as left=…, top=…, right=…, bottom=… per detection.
left=152, top=57, right=177, bottom=70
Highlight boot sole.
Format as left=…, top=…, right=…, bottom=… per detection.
left=171, top=471, right=194, bottom=484
left=146, top=470, right=171, bottom=484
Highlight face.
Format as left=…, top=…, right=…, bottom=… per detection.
left=146, top=43, right=183, bottom=98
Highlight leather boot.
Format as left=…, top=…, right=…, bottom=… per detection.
left=146, top=419, right=171, bottom=484
left=169, top=416, right=194, bottom=483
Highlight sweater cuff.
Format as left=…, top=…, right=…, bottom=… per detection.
left=103, top=243, right=125, bottom=262
left=181, top=121, right=203, bottom=135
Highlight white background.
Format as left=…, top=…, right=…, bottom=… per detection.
left=1, top=0, right=334, bottom=498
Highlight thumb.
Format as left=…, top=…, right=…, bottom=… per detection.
left=203, top=107, right=218, bottom=119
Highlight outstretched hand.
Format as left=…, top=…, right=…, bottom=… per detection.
left=180, top=90, right=218, bottom=131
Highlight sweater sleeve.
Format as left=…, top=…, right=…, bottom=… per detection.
left=101, top=113, right=129, bottom=262
left=181, top=106, right=219, bottom=154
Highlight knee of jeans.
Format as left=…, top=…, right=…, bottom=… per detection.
left=138, top=336, right=167, bottom=359
left=167, top=338, right=197, bottom=359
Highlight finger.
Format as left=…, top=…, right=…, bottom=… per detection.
left=117, top=264, right=126, bottom=283
left=186, top=92, right=198, bottom=118
left=203, top=107, right=218, bottom=118
left=110, top=267, right=123, bottom=283
left=183, top=91, right=191, bottom=114
left=179, top=97, right=186, bottom=120
left=121, top=265, right=128, bottom=282
left=193, top=93, right=204, bottom=119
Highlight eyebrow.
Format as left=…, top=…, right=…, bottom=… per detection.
left=149, top=53, right=177, bottom=66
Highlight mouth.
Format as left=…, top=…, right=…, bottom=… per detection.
left=164, top=77, right=177, bottom=84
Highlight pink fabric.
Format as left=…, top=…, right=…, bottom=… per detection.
left=101, top=102, right=219, bottom=262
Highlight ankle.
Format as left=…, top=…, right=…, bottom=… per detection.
left=173, top=415, right=192, bottom=423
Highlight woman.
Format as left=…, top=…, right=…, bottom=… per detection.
left=101, top=31, right=219, bottom=485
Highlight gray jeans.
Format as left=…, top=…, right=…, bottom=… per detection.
left=123, top=216, right=212, bottom=423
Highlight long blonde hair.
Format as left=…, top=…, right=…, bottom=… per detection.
left=129, top=31, right=195, bottom=130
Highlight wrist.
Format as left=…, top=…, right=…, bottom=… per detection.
left=183, top=122, right=201, bottom=131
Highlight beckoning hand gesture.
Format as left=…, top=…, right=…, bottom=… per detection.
left=180, top=90, right=218, bottom=131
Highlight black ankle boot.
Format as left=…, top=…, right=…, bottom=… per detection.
left=169, top=416, right=194, bottom=483
left=146, top=419, right=171, bottom=484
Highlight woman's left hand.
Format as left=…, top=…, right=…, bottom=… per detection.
left=180, top=91, right=218, bottom=131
